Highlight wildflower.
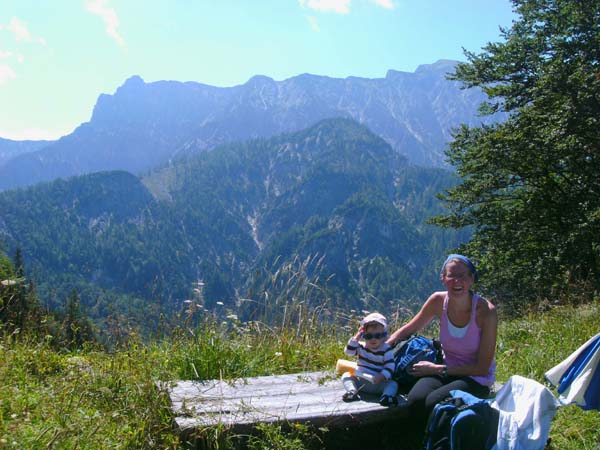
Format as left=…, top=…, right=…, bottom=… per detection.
left=275, top=352, right=283, bottom=357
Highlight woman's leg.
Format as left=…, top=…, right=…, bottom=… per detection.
left=424, top=377, right=490, bottom=413
left=406, top=376, right=490, bottom=420
left=406, top=376, right=444, bottom=420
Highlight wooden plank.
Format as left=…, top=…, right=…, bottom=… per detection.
left=167, top=371, right=408, bottom=434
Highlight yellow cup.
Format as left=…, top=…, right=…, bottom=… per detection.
left=335, top=359, right=357, bottom=375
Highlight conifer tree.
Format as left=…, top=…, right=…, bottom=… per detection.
left=14, top=247, right=24, bottom=278
left=434, top=0, right=600, bottom=303
left=13, top=247, right=29, bottom=328
left=63, top=289, right=95, bottom=349
left=0, top=248, right=14, bottom=327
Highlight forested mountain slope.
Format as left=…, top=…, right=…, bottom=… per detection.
left=0, top=119, right=468, bottom=323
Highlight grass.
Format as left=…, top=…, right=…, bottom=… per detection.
left=496, top=301, right=600, bottom=450
left=1, top=299, right=599, bottom=449
left=0, top=335, right=178, bottom=448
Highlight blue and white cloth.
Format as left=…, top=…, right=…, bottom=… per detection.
left=545, top=332, right=600, bottom=411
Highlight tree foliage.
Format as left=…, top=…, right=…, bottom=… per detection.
left=62, top=289, right=95, bottom=349
left=434, top=0, right=600, bottom=303
left=0, top=247, right=40, bottom=331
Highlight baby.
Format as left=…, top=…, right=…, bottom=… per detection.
left=342, top=312, right=398, bottom=406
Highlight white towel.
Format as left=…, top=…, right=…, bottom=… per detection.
left=491, top=375, right=559, bottom=450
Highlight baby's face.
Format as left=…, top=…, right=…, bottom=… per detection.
left=363, top=323, right=386, bottom=350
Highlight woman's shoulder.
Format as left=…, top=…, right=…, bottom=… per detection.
left=475, top=293, right=497, bottom=321
left=422, top=291, right=447, bottom=315
left=428, top=291, right=447, bottom=302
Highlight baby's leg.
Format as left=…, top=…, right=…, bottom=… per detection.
left=341, top=372, right=359, bottom=393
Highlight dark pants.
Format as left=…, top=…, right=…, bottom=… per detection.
left=406, top=375, right=491, bottom=423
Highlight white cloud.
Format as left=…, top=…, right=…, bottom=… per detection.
left=0, top=51, right=13, bottom=59
left=7, top=17, right=33, bottom=42
left=306, top=15, right=320, bottom=31
left=85, top=0, right=125, bottom=47
left=299, top=0, right=351, bottom=14
left=299, top=0, right=395, bottom=14
left=5, top=17, right=46, bottom=45
left=371, top=0, right=395, bottom=9
left=0, top=64, right=17, bottom=85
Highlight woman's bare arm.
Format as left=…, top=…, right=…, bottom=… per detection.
left=386, top=292, right=444, bottom=346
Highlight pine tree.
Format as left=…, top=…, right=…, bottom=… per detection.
left=433, top=0, right=600, bottom=303
left=63, top=289, right=95, bottom=349
left=13, top=247, right=29, bottom=328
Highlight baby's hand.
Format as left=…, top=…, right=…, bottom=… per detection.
left=353, top=325, right=365, bottom=340
left=372, top=373, right=386, bottom=385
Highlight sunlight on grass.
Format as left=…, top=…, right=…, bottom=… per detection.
left=495, top=301, right=600, bottom=450
left=1, top=298, right=599, bottom=449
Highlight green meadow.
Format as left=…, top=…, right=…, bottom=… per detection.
left=1, top=298, right=599, bottom=449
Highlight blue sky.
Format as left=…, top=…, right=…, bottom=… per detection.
left=0, top=0, right=516, bottom=141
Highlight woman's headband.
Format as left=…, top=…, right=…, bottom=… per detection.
left=440, top=254, right=478, bottom=281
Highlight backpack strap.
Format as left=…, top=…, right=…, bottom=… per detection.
left=449, top=389, right=487, bottom=406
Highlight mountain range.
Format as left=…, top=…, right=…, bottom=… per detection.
left=0, top=60, right=501, bottom=192
left=0, top=138, right=53, bottom=168
left=0, top=118, right=469, bottom=325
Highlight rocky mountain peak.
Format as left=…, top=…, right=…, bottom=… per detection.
left=0, top=60, right=504, bottom=191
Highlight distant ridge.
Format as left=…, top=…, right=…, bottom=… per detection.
left=0, top=137, right=53, bottom=168
left=0, top=60, right=503, bottom=191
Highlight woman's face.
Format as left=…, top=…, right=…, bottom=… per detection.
left=441, top=260, right=474, bottom=295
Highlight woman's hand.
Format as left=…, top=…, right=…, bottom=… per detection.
left=410, top=361, right=442, bottom=377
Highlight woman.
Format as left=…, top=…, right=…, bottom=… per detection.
left=387, top=254, right=497, bottom=420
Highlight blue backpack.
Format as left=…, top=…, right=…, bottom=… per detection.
left=393, top=335, right=442, bottom=385
left=424, top=390, right=499, bottom=450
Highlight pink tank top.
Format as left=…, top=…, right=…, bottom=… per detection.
left=440, top=293, right=495, bottom=387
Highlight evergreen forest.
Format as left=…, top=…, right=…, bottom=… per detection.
left=1, top=1, right=599, bottom=448
left=0, top=118, right=470, bottom=337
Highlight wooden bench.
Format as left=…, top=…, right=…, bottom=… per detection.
left=166, top=370, right=409, bottom=438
